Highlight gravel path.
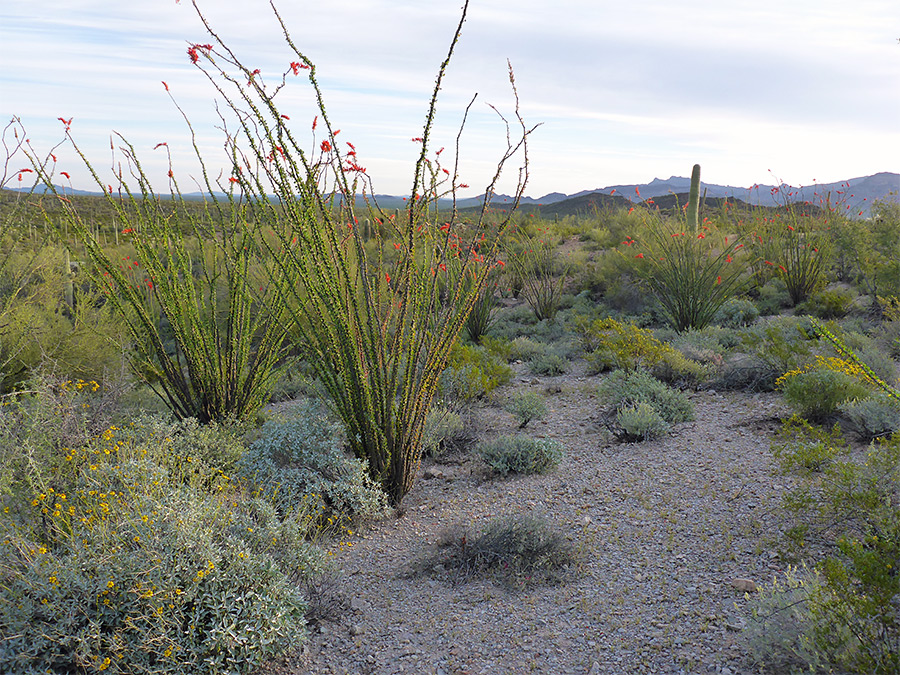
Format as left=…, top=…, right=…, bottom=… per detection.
left=261, top=365, right=792, bottom=675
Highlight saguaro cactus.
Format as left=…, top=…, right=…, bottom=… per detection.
left=687, top=163, right=701, bottom=233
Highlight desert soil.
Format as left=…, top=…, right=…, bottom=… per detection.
left=260, top=361, right=792, bottom=675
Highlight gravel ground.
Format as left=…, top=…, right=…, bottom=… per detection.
left=259, top=363, right=793, bottom=675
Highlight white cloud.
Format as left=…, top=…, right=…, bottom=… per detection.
left=2, top=0, right=898, bottom=196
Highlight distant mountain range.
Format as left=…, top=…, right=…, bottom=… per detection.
left=430, top=171, right=899, bottom=216
left=12, top=172, right=898, bottom=217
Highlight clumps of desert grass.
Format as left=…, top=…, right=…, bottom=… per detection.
left=417, top=513, right=575, bottom=589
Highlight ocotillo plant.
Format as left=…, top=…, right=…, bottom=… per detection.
left=29, top=134, right=292, bottom=424
left=627, top=164, right=745, bottom=331
left=187, top=1, right=532, bottom=503
left=29, top=1, right=533, bottom=503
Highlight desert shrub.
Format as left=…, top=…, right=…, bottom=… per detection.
left=434, top=513, right=574, bottom=588
left=505, top=235, right=568, bottom=321
left=754, top=277, right=791, bottom=315
left=422, top=402, right=470, bottom=458
left=504, top=391, right=549, bottom=428
left=237, top=402, right=389, bottom=524
left=604, top=275, right=653, bottom=315
left=840, top=393, right=900, bottom=441
left=713, top=353, right=779, bottom=391
left=438, top=343, right=513, bottom=403
left=746, top=565, right=840, bottom=674
left=506, top=336, right=547, bottom=362
left=799, top=286, right=857, bottom=319
left=736, top=315, right=820, bottom=390
left=649, top=350, right=708, bottom=388
left=477, top=434, right=563, bottom=476
left=528, top=351, right=570, bottom=376
left=841, top=330, right=899, bottom=386
left=771, top=414, right=846, bottom=476
left=163, top=416, right=247, bottom=482
left=778, top=365, right=872, bottom=422
left=576, top=317, right=675, bottom=374
left=597, top=369, right=695, bottom=425
left=615, top=402, right=669, bottom=442
left=0, top=375, right=135, bottom=504
left=479, top=335, right=512, bottom=362
left=713, top=297, right=760, bottom=328
left=754, top=432, right=900, bottom=674
left=0, top=245, right=130, bottom=394
left=0, top=414, right=326, bottom=675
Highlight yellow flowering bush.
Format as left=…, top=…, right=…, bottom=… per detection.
left=1, top=414, right=326, bottom=673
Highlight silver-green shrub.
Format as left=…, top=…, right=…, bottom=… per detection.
left=477, top=434, right=563, bottom=476
left=504, top=391, right=549, bottom=428
left=713, top=297, right=760, bottom=328
left=237, top=402, right=389, bottom=523
left=527, top=352, right=570, bottom=376
left=615, top=402, right=669, bottom=441
left=840, top=393, right=900, bottom=441
left=597, top=369, right=694, bottom=425
left=422, top=403, right=469, bottom=458
left=0, top=419, right=325, bottom=674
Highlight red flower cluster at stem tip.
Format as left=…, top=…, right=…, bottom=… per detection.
left=290, top=62, right=310, bottom=75
left=187, top=44, right=212, bottom=64
left=320, top=140, right=332, bottom=153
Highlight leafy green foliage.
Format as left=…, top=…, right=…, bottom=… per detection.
left=771, top=414, right=846, bottom=476
left=477, top=434, right=563, bottom=476
left=576, top=317, right=675, bottom=374
left=438, top=343, right=513, bottom=404
left=779, top=368, right=872, bottom=422
left=756, top=431, right=900, bottom=674
left=800, top=286, right=857, bottom=319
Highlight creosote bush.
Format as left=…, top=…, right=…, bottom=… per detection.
left=504, top=390, right=548, bottom=428
left=777, top=365, right=872, bottom=422
left=753, top=431, right=900, bottom=674
left=477, top=434, right=563, bottom=476
left=422, top=401, right=470, bottom=458
left=576, top=317, right=675, bottom=374
left=438, top=343, right=513, bottom=405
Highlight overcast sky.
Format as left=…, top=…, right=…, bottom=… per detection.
left=2, top=0, right=898, bottom=198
